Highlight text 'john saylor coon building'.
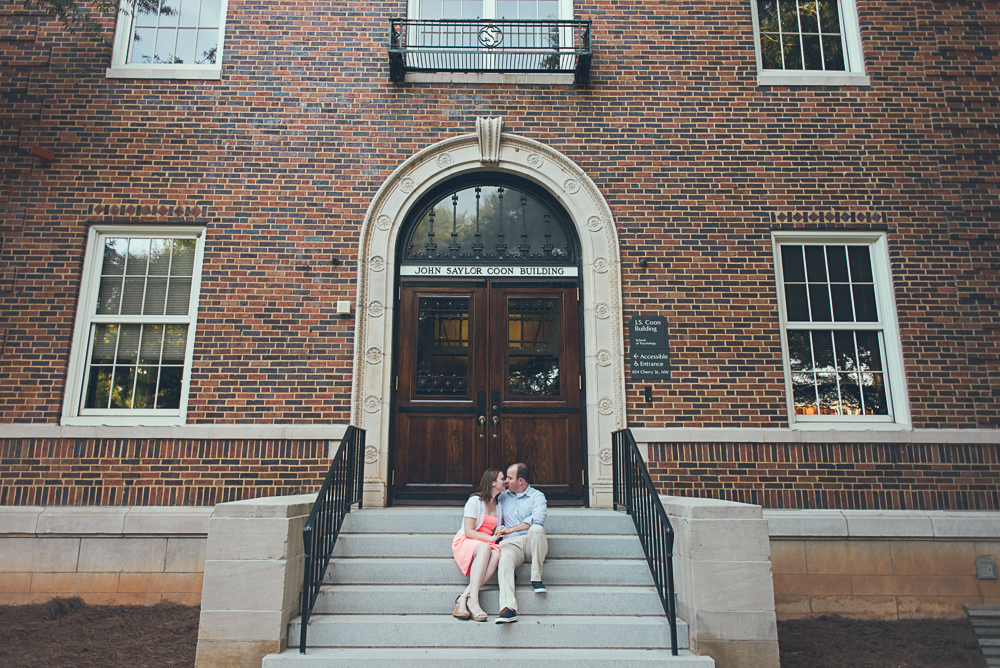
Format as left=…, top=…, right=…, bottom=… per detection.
left=1, top=0, right=999, bottom=663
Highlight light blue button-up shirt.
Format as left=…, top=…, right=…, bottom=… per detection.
left=497, top=485, right=547, bottom=541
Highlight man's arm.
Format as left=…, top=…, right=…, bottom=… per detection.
left=530, top=488, right=547, bottom=526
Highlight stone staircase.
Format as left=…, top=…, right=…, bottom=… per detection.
left=262, top=507, right=713, bottom=667
left=966, top=605, right=1000, bottom=667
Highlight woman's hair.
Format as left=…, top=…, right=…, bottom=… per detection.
left=472, top=468, right=502, bottom=504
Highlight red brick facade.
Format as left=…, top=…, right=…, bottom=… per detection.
left=0, top=0, right=997, bottom=507
left=647, top=441, right=1000, bottom=511
left=0, top=438, right=330, bottom=506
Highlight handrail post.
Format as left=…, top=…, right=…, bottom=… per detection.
left=299, top=524, right=312, bottom=654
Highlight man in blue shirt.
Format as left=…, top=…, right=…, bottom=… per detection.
left=493, top=462, right=548, bottom=624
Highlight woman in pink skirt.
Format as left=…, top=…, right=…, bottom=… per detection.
left=451, top=468, right=507, bottom=622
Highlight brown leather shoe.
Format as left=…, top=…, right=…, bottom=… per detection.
left=452, top=594, right=471, bottom=620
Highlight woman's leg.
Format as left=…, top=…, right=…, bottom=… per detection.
left=483, top=548, right=501, bottom=584
left=467, top=542, right=492, bottom=619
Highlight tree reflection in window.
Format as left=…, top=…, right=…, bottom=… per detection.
left=756, top=0, right=845, bottom=71
left=781, top=243, right=888, bottom=416
left=415, top=297, right=470, bottom=396
left=788, top=330, right=887, bottom=415
left=83, top=235, right=195, bottom=411
left=129, top=0, right=221, bottom=65
left=508, top=298, right=559, bottom=396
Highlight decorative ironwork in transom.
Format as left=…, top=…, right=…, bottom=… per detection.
left=402, top=183, right=576, bottom=265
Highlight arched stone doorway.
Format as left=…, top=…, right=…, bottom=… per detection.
left=350, top=118, right=624, bottom=508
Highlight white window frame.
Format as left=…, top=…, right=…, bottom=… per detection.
left=772, top=231, right=910, bottom=429
left=106, top=0, right=229, bottom=80
left=750, top=0, right=870, bottom=87
left=408, top=0, right=573, bottom=21
left=62, top=225, right=206, bottom=426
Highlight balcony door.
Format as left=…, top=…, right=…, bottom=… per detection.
left=392, top=280, right=583, bottom=504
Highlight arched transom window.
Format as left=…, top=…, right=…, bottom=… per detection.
left=401, top=181, right=577, bottom=265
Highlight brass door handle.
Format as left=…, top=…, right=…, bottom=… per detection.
left=492, top=415, right=499, bottom=439
left=478, top=415, right=486, bottom=439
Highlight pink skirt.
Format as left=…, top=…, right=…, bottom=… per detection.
left=451, top=514, right=501, bottom=576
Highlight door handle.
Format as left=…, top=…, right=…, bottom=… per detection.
left=479, top=415, right=486, bottom=439
left=492, top=415, right=499, bottom=439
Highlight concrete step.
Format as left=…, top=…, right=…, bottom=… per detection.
left=325, top=557, right=654, bottom=586
left=264, top=647, right=713, bottom=667
left=966, top=606, right=1000, bottom=617
left=287, top=614, right=689, bottom=650
left=312, top=584, right=666, bottom=616
left=332, top=532, right=646, bottom=559
left=341, top=508, right=635, bottom=535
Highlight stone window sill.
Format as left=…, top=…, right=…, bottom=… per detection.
left=757, top=71, right=871, bottom=87
left=106, top=66, right=223, bottom=80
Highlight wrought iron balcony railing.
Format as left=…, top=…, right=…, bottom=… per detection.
left=389, top=19, right=593, bottom=86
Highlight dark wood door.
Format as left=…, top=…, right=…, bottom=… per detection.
left=392, top=280, right=583, bottom=504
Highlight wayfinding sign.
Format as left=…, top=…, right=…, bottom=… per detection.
left=629, top=316, right=670, bottom=379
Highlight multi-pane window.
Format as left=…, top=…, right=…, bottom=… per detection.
left=416, top=297, right=471, bottom=396
left=751, top=0, right=867, bottom=83
left=773, top=233, right=908, bottom=426
left=508, top=297, right=560, bottom=396
left=108, top=0, right=228, bottom=78
left=416, top=0, right=561, bottom=20
left=64, top=228, right=204, bottom=425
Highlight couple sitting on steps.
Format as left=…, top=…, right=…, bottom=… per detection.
left=451, top=462, right=547, bottom=624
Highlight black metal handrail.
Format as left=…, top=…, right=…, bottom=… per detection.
left=389, top=18, right=593, bottom=86
left=612, top=428, right=678, bottom=656
left=299, top=425, right=365, bottom=654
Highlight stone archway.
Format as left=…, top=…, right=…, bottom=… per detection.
left=350, top=118, right=625, bottom=507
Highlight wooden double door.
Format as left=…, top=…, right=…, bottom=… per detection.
left=391, top=280, right=584, bottom=504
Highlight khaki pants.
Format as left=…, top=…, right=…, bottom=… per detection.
left=497, top=524, right=548, bottom=611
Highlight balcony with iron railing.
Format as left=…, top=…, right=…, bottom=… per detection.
left=389, top=18, right=593, bottom=86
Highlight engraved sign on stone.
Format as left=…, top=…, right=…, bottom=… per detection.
left=629, top=316, right=670, bottom=380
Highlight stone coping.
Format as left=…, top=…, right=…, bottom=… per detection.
left=632, top=427, right=1000, bottom=445
left=764, top=509, right=1000, bottom=540
left=6, top=505, right=997, bottom=541
left=0, top=506, right=214, bottom=536
left=0, top=423, right=349, bottom=441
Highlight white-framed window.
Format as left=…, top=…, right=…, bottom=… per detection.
left=106, top=0, right=229, bottom=80
left=750, top=0, right=869, bottom=86
left=772, top=232, right=909, bottom=429
left=63, top=226, right=205, bottom=426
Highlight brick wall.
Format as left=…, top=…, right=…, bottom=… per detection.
left=0, top=439, right=330, bottom=506
left=648, top=442, right=1000, bottom=511
left=0, top=0, right=997, bottom=486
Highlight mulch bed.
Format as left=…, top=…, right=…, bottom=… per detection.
left=779, top=615, right=986, bottom=668
left=0, top=597, right=199, bottom=668
left=0, top=597, right=988, bottom=668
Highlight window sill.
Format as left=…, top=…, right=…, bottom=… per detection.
left=62, top=415, right=187, bottom=427
left=789, top=420, right=910, bottom=431
left=106, top=66, right=223, bottom=80
left=757, top=71, right=871, bottom=87
left=405, top=72, right=575, bottom=85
